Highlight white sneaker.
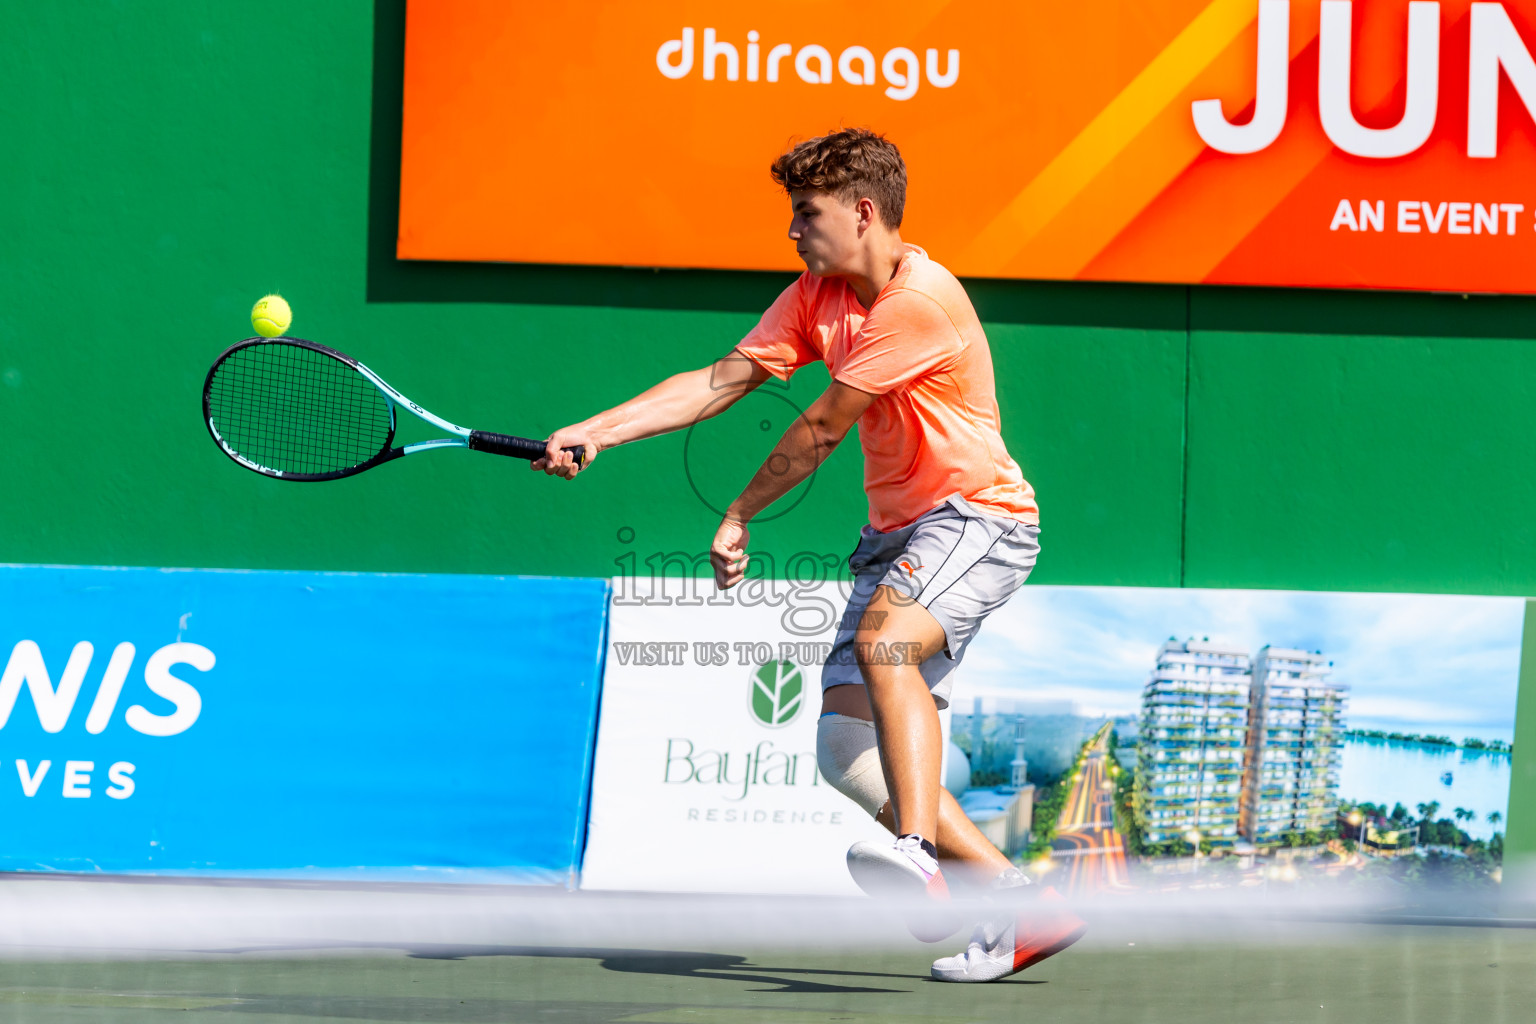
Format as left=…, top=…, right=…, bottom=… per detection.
left=846, top=835, right=943, bottom=897
left=931, top=886, right=1087, bottom=983
left=846, top=836, right=959, bottom=942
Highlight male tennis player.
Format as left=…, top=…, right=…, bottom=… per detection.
left=533, top=128, right=1084, bottom=982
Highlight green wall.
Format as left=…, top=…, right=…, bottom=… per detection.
left=3, top=3, right=1535, bottom=856
left=5, top=2, right=1536, bottom=590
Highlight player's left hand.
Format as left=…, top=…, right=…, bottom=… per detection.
left=710, top=517, right=751, bottom=589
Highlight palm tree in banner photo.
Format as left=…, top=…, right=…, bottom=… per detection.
left=1417, top=801, right=1440, bottom=824
left=1454, top=807, right=1474, bottom=825
left=1488, top=810, right=1504, bottom=830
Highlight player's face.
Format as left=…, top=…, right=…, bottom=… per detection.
left=787, top=191, right=862, bottom=277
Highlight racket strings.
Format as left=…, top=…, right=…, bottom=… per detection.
left=207, top=343, right=392, bottom=476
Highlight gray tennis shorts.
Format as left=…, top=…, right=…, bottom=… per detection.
left=821, top=495, right=1040, bottom=709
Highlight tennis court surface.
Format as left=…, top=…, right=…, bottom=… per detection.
left=0, top=876, right=1531, bottom=1024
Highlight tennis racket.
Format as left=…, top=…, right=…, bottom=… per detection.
left=203, top=336, right=586, bottom=481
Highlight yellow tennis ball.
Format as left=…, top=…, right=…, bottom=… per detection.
left=251, top=294, right=292, bottom=338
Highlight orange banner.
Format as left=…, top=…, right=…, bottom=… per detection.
left=399, top=1, right=1536, bottom=292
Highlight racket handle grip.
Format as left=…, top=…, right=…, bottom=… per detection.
left=468, top=430, right=587, bottom=466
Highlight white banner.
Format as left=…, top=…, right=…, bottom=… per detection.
left=580, top=578, right=949, bottom=894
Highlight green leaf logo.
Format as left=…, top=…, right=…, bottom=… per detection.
left=749, top=660, right=804, bottom=728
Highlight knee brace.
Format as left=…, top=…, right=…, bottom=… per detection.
left=815, top=713, right=890, bottom=819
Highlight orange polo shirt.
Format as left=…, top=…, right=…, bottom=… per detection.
left=736, top=244, right=1037, bottom=532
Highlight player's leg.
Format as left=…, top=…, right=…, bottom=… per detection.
left=819, top=686, right=1013, bottom=885
left=854, top=581, right=947, bottom=842
left=820, top=506, right=1023, bottom=896
left=816, top=503, right=1085, bottom=970
left=919, top=792, right=1017, bottom=880
left=891, top=777, right=1018, bottom=883
left=841, top=584, right=1034, bottom=910
left=893, top=510, right=1084, bottom=981
left=854, top=501, right=1085, bottom=978
left=819, top=695, right=1084, bottom=967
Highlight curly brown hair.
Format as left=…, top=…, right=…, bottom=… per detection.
left=770, top=128, right=907, bottom=229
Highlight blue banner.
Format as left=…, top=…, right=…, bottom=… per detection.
left=0, top=565, right=609, bottom=884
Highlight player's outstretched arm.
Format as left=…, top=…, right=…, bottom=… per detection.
left=533, top=351, right=772, bottom=479
left=711, top=380, right=877, bottom=588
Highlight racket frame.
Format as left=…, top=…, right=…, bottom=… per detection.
left=203, top=336, right=565, bottom=481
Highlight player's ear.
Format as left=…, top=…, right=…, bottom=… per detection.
left=856, top=196, right=878, bottom=234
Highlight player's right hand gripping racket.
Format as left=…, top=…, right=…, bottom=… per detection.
left=203, top=336, right=586, bottom=481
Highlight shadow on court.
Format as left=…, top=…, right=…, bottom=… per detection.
left=405, top=945, right=926, bottom=993
left=0, top=923, right=1531, bottom=1024
left=198, top=943, right=969, bottom=995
